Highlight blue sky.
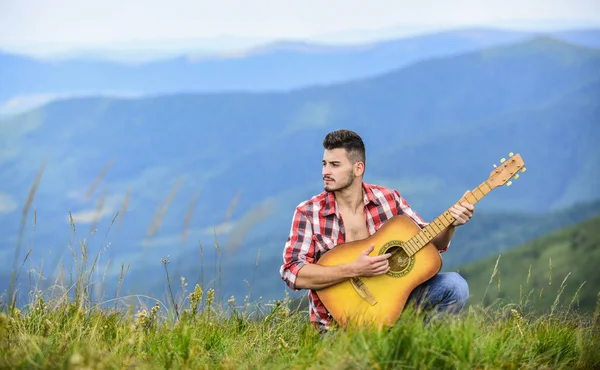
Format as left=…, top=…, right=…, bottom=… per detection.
left=1, top=0, right=599, bottom=56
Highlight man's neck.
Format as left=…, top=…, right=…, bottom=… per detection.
left=334, top=182, right=364, bottom=214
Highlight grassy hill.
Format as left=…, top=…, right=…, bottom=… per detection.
left=457, top=213, right=600, bottom=314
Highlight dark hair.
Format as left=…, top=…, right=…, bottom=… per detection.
left=322, top=129, right=366, bottom=164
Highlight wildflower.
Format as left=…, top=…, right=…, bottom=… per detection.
left=134, top=309, right=150, bottom=330
left=189, top=284, right=203, bottom=316
left=510, top=308, right=525, bottom=338
left=11, top=307, right=21, bottom=317
left=180, top=276, right=188, bottom=288
left=206, top=288, right=215, bottom=307
left=151, top=302, right=160, bottom=318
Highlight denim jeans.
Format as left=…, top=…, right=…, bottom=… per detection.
left=406, top=272, right=470, bottom=316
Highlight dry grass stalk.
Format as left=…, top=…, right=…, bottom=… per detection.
left=86, top=160, right=114, bottom=199
left=146, top=177, right=183, bottom=245
left=9, top=159, right=46, bottom=308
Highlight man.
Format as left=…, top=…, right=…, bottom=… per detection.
left=280, top=129, right=473, bottom=334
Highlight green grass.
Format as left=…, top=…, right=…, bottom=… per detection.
left=1, top=288, right=599, bottom=369
left=2, top=194, right=600, bottom=368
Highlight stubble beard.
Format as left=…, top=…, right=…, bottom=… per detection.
left=324, top=172, right=355, bottom=193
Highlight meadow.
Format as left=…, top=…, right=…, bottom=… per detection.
left=1, top=225, right=599, bottom=370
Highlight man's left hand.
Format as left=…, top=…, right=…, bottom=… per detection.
left=450, top=190, right=475, bottom=227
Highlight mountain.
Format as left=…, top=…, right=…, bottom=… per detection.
left=456, top=212, right=600, bottom=314
left=1, top=36, right=599, bottom=305
left=2, top=28, right=599, bottom=113
left=551, top=29, right=600, bottom=48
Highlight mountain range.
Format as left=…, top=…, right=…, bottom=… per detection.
left=1, top=33, right=599, bottom=305
left=1, top=28, right=599, bottom=115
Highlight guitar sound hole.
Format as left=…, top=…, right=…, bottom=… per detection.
left=379, top=240, right=415, bottom=277
left=385, top=245, right=411, bottom=273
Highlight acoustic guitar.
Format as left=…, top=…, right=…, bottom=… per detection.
left=315, top=152, right=526, bottom=329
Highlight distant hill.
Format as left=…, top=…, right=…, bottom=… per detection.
left=456, top=212, right=600, bottom=314
left=1, top=36, right=599, bottom=306
left=1, top=28, right=599, bottom=111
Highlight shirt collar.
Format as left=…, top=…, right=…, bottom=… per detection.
left=322, top=182, right=380, bottom=217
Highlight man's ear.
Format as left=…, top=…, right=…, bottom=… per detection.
left=354, top=161, right=365, bottom=177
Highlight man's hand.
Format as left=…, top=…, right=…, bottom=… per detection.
left=351, top=244, right=391, bottom=277
left=295, top=244, right=391, bottom=290
left=450, top=190, right=475, bottom=227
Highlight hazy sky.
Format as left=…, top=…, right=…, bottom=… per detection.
left=1, top=0, right=599, bottom=54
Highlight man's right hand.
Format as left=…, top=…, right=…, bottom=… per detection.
left=294, top=244, right=392, bottom=290
left=351, top=244, right=391, bottom=277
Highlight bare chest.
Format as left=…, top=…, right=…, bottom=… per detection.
left=339, top=210, right=369, bottom=242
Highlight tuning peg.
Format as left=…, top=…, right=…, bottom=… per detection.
left=521, top=167, right=526, bottom=173
left=514, top=174, right=520, bottom=179
left=500, top=158, right=506, bottom=163
left=506, top=181, right=513, bottom=186
left=509, top=152, right=514, bottom=157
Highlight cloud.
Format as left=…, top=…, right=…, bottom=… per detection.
left=1, top=0, right=598, bottom=56
left=68, top=207, right=116, bottom=225
left=0, top=193, right=18, bottom=214
left=0, top=94, right=61, bottom=117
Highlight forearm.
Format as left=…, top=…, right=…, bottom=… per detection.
left=295, top=263, right=357, bottom=290
left=433, top=225, right=456, bottom=251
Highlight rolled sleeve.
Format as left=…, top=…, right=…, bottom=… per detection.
left=280, top=207, right=315, bottom=291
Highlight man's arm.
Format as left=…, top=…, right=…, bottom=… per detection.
left=294, top=263, right=356, bottom=290
left=295, top=244, right=390, bottom=290
left=280, top=207, right=391, bottom=292
left=432, top=225, right=456, bottom=251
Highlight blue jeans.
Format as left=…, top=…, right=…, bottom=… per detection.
left=406, top=272, right=469, bottom=316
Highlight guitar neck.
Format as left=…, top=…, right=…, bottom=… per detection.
left=402, top=179, right=494, bottom=257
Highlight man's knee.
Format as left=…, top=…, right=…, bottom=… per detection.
left=443, top=272, right=469, bottom=305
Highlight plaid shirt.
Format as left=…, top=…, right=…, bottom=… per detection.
left=280, top=182, right=443, bottom=333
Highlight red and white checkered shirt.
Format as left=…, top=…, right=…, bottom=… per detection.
left=280, top=182, right=444, bottom=333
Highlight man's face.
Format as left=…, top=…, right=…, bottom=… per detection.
left=322, top=148, right=358, bottom=192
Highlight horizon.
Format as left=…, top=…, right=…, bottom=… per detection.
left=1, top=0, right=599, bottom=61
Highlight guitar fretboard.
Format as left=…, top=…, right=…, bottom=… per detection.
left=402, top=180, right=494, bottom=257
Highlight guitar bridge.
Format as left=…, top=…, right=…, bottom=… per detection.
left=350, top=277, right=378, bottom=306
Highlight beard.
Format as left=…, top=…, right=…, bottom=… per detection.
left=324, top=172, right=355, bottom=192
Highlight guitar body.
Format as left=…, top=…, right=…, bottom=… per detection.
left=315, top=214, right=443, bottom=329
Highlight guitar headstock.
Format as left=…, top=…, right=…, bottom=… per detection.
left=489, top=152, right=526, bottom=188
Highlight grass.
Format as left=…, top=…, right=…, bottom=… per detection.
left=1, top=228, right=599, bottom=370
left=1, top=283, right=599, bottom=369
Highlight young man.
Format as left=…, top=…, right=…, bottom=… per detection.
left=280, top=129, right=473, bottom=334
